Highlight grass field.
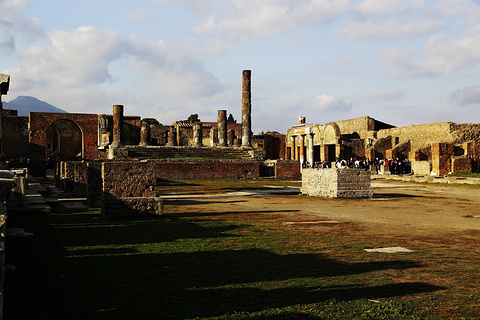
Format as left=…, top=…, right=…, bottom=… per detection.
left=4, top=179, right=480, bottom=319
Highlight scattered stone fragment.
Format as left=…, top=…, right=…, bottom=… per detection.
left=364, top=247, right=412, bottom=253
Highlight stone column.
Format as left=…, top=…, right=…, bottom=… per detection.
left=139, top=121, right=150, bottom=146
left=241, top=70, right=252, bottom=148
left=111, top=104, right=124, bottom=147
left=306, top=129, right=314, bottom=166
left=193, top=123, right=203, bottom=147
left=217, top=110, right=227, bottom=147
left=0, top=74, right=10, bottom=154
left=228, top=130, right=235, bottom=147
left=210, top=127, right=217, bottom=147
left=166, top=127, right=176, bottom=146
left=290, top=136, right=296, bottom=160
left=299, top=135, right=305, bottom=164
left=98, top=114, right=110, bottom=147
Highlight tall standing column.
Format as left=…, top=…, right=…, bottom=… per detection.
left=308, top=135, right=314, bottom=166
left=299, top=135, right=305, bottom=165
left=217, top=110, right=227, bottom=147
left=241, top=70, right=252, bottom=148
left=290, top=136, right=296, bottom=160
left=139, top=121, right=150, bottom=146
left=111, top=105, right=124, bottom=147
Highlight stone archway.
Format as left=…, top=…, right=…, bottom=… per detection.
left=49, top=119, right=83, bottom=161
left=29, top=112, right=98, bottom=177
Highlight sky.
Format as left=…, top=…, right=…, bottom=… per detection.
left=2, top=0, right=480, bottom=134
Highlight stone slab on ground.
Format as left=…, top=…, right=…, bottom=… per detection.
left=364, top=247, right=413, bottom=253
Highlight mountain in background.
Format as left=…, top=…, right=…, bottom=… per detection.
left=2, top=96, right=67, bottom=116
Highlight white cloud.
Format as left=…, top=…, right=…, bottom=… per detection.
left=354, top=0, right=425, bottom=15
left=11, top=26, right=130, bottom=88
left=433, top=0, right=480, bottom=24
left=360, top=90, right=406, bottom=103
left=124, top=9, right=160, bottom=24
left=192, top=0, right=348, bottom=49
left=0, top=0, right=44, bottom=53
left=309, top=94, right=353, bottom=112
left=449, top=85, right=480, bottom=106
left=383, top=27, right=480, bottom=77
left=342, top=18, right=444, bottom=41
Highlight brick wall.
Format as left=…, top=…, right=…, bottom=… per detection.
left=275, top=161, right=301, bottom=179
left=452, top=158, right=472, bottom=173
left=432, top=143, right=454, bottom=175
left=301, top=168, right=372, bottom=198
left=155, top=160, right=261, bottom=180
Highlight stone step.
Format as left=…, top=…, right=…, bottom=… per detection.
left=126, top=146, right=253, bottom=160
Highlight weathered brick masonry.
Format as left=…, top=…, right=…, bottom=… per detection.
left=301, top=168, right=373, bottom=198
left=275, top=161, right=301, bottom=179
left=155, top=160, right=261, bottom=180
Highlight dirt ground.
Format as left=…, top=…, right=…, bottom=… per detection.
left=164, top=179, right=480, bottom=237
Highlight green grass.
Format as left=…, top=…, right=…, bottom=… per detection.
left=4, top=183, right=480, bottom=319
left=449, top=172, right=480, bottom=178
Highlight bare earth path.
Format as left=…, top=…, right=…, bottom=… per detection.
left=164, top=179, right=480, bottom=237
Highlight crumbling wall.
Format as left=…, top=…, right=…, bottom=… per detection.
left=102, top=161, right=156, bottom=198
left=301, top=168, right=372, bottom=198
left=2, top=116, right=29, bottom=159
left=101, top=161, right=162, bottom=217
left=376, top=122, right=456, bottom=151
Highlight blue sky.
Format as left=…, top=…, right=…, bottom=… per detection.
left=2, top=0, right=480, bottom=134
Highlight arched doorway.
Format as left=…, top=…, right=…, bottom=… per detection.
left=47, top=119, right=83, bottom=162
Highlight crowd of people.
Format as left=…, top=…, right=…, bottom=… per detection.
left=6, top=156, right=30, bottom=169
left=303, top=157, right=411, bottom=174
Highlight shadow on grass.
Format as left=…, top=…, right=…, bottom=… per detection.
left=372, top=193, right=423, bottom=199
left=164, top=209, right=301, bottom=218
left=4, top=213, right=444, bottom=320
left=164, top=199, right=248, bottom=206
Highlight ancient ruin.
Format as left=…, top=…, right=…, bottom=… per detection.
left=287, top=116, right=480, bottom=176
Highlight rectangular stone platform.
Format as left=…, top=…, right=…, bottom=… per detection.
left=301, top=168, right=373, bottom=198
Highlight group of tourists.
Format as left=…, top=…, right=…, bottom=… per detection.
left=6, top=156, right=30, bottom=169
left=304, top=157, right=411, bottom=175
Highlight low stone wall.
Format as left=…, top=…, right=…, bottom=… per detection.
left=301, top=168, right=373, bottom=198
left=155, top=160, right=261, bottom=180
left=102, top=161, right=157, bottom=198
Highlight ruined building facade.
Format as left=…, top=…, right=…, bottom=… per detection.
left=286, top=116, right=480, bottom=175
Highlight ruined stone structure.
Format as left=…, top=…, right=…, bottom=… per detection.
left=301, top=168, right=373, bottom=198
left=0, top=74, right=11, bottom=153
left=286, top=116, right=480, bottom=175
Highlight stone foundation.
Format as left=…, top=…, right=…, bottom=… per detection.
left=301, top=168, right=373, bottom=198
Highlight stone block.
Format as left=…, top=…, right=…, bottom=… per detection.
left=301, top=168, right=372, bottom=198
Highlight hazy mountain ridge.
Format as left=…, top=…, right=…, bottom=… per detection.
left=3, top=96, right=67, bottom=116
